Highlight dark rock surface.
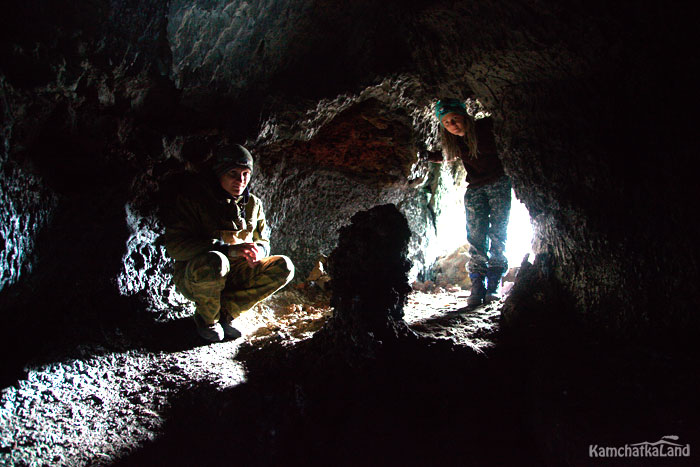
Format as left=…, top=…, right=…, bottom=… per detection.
left=3, top=0, right=697, bottom=337
left=325, top=204, right=413, bottom=347
left=2, top=0, right=700, bottom=465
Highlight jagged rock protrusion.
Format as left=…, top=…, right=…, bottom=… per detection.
left=326, top=204, right=413, bottom=343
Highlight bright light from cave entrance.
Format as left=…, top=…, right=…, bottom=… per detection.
left=505, top=190, right=534, bottom=268
left=435, top=189, right=533, bottom=270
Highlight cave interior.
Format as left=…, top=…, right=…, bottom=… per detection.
left=1, top=1, right=699, bottom=466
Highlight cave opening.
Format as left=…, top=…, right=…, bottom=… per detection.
left=429, top=185, right=534, bottom=279
left=505, top=191, right=534, bottom=267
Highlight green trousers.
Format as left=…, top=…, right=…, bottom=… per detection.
left=464, top=175, right=512, bottom=276
left=174, top=251, right=295, bottom=324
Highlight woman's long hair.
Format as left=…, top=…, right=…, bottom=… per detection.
left=439, top=115, right=478, bottom=160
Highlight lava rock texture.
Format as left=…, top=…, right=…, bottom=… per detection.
left=2, top=0, right=700, bottom=464
left=326, top=204, right=413, bottom=343
left=2, top=0, right=697, bottom=342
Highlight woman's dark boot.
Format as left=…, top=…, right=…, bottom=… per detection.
left=484, top=269, right=505, bottom=303
left=467, top=273, right=486, bottom=307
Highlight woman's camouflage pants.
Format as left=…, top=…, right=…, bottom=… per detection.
left=464, top=175, right=512, bottom=276
left=174, top=251, right=295, bottom=325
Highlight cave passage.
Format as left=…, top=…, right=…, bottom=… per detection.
left=437, top=187, right=533, bottom=269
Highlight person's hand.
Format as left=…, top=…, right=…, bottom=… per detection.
left=229, top=243, right=261, bottom=267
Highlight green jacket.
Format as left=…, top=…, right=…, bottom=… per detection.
left=163, top=174, right=270, bottom=269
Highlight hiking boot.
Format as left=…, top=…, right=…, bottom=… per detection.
left=484, top=269, right=505, bottom=303
left=467, top=273, right=486, bottom=307
left=194, top=314, right=224, bottom=342
left=220, top=319, right=242, bottom=339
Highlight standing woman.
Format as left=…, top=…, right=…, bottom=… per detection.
left=432, top=98, right=512, bottom=306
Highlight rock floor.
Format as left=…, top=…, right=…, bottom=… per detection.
left=0, top=287, right=502, bottom=466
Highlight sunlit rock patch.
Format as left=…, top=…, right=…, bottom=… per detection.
left=0, top=344, right=246, bottom=466
left=243, top=286, right=506, bottom=354
left=404, top=289, right=501, bottom=352
left=243, top=288, right=333, bottom=349
left=1, top=289, right=330, bottom=466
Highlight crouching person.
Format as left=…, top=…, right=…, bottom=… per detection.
left=163, top=144, right=294, bottom=342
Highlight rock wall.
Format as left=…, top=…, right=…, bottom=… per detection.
left=1, top=0, right=698, bottom=342
left=249, top=78, right=466, bottom=278
left=0, top=120, right=57, bottom=292
left=325, top=204, right=413, bottom=347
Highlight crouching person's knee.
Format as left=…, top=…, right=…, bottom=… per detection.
left=185, top=251, right=231, bottom=285
left=272, top=255, right=295, bottom=285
